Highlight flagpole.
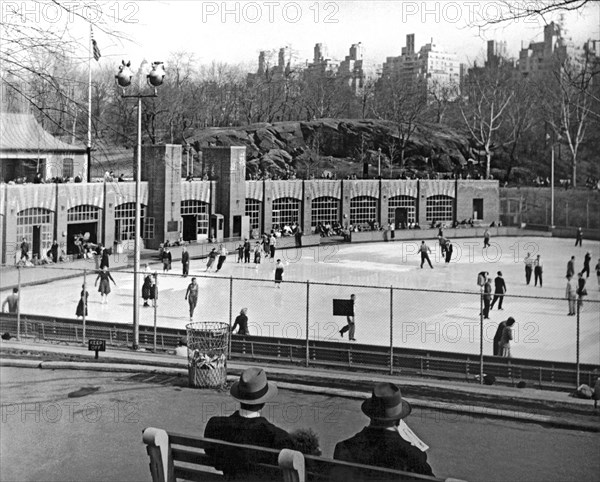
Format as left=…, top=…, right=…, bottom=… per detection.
left=87, top=24, right=93, bottom=182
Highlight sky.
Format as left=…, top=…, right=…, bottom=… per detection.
left=8, top=1, right=600, bottom=71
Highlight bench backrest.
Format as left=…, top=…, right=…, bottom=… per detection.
left=142, top=428, right=465, bottom=482
left=142, top=427, right=305, bottom=482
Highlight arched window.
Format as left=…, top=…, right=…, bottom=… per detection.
left=17, top=208, right=54, bottom=256
left=67, top=205, right=100, bottom=223
left=181, top=200, right=209, bottom=236
left=115, top=203, right=146, bottom=241
left=387, top=196, right=416, bottom=224
left=350, top=196, right=378, bottom=226
left=245, top=198, right=261, bottom=231
left=311, top=197, right=340, bottom=227
left=426, top=195, right=453, bottom=222
left=272, top=197, right=300, bottom=228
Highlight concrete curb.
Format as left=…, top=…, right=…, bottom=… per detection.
left=3, top=357, right=599, bottom=433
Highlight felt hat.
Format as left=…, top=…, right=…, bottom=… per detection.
left=230, top=367, right=278, bottom=404
left=361, top=383, right=412, bottom=421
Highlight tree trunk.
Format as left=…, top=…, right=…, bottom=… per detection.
left=572, top=155, right=577, bottom=188
left=486, top=151, right=492, bottom=180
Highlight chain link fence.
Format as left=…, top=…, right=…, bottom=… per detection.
left=2, top=265, right=598, bottom=388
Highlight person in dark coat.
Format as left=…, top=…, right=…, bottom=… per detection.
left=100, top=248, right=110, bottom=270
left=243, top=238, right=251, bottom=263
left=274, top=259, right=284, bottom=288
left=445, top=239, right=453, bottom=263
left=205, top=248, right=217, bottom=271
left=232, top=308, right=249, bottom=335
left=162, top=247, right=172, bottom=272
left=142, top=270, right=155, bottom=307
left=181, top=246, right=190, bottom=277
left=216, top=244, right=227, bottom=272
left=582, top=252, right=591, bottom=278
left=493, top=317, right=514, bottom=356
left=204, top=367, right=293, bottom=480
left=575, top=227, right=583, bottom=247
left=332, top=382, right=434, bottom=481
left=482, top=278, right=492, bottom=319
left=490, top=271, right=507, bottom=310
left=534, top=255, right=543, bottom=287
left=577, top=272, right=587, bottom=311
left=567, top=256, right=575, bottom=278
left=50, top=240, right=59, bottom=263
left=20, top=237, right=30, bottom=261
left=76, top=285, right=88, bottom=318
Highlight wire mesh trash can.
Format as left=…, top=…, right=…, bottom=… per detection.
left=186, top=322, right=229, bottom=388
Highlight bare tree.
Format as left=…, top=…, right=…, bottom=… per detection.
left=460, top=68, right=514, bottom=179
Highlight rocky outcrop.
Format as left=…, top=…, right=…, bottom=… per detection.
left=190, top=119, right=470, bottom=176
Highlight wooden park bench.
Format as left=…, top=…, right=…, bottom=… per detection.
left=142, top=427, right=466, bottom=482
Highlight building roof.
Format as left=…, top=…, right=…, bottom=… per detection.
left=0, top=112, right=86, bottom=152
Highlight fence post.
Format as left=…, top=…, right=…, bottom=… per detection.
left=576, top=294, right=581, bottom=387
left=479, top=288, right=484, bottom=385
left=305, top=280, right=310, bottom=368
left=586, top=200, right=589, bottom=229
left=389, top=286, right=394, bottom=375
left=566, top=202, right=569, bottom=227
left=153, top=272, right=158, bottom=352
left=228, top=277, right=233, bottom=359
left=16, top=266, right=21, bottom=341
left=82, top=269, right=87, bottom=344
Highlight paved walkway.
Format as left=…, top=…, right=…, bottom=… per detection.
left=1, top=338, right=598, bottom=433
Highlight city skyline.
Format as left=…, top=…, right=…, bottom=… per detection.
left=85, top=1, right=599, bottom=70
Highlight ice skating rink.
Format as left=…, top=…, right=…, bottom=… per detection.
left=4, top=236, right=599, bottom=364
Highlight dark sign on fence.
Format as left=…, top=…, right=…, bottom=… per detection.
left=333, top=299, right=353, bottom=316
left=88, top=339, right=106, bottom=359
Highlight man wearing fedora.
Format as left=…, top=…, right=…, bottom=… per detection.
left=333, top=382, right=434, bottom=479
left=204, top=367, right=293, bottom=479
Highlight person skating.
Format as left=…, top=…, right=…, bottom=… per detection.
left=339, top=294, right=357, bottom=341
left=534, top=255, right=543, bottom=287
left=490, top=271, right=506, bottom=310
left=419, top=241, right=433, bottom=269
left=162, top=246, right=172, bottom=272
left=216, top=244, right=228, bottom=272
left=75, top=285, right=89, bottom=318
left=582, top=252, right=591, bottom=278
left=274, top=259, right=284, bottom=288
left=205, top=248, right=217, bottom=271
left=566, top=274, right=577, bottom=316
left=185, top=277, right=199, bottom=321
left=482, top=278, right=492, bottom=319
left=567, top=256, right=575, bottom=278
left=575, top=227, right=583, bottom=247
left=94, top=267, right=116, bottom=304
left=142, top=268, right=156, bottom=307
left=523, top=252, right=533, bottom=285
left=577, top=272, right=587, bottom=312
left=445, top=239, right=453, bottom=263
left=483, top=228, right=491, bottom=248
left=243, top=238, right=251, bottom=263
left=181, top=246, right=190, bottom=277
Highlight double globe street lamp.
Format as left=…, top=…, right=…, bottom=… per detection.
left=115, top=60, right=166, bottom=350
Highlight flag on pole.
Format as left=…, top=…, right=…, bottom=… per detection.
left=92, top=38, right=101, bottom=61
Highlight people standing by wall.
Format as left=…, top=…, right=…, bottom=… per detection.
left=534, top=255, right=543, bottom=287
left=181, top=246, right=190, bottom=277
left=269, top=234, right=277, bottom=259
left=243, top=238, right=251, bottom=263
left=49, top=240, right=59, bottom=263
left=524, top=252, right=533, bottom=285
left=237, top=243, right=244, bottom=263
left=566, top=274, right=577, bottom=316
left=490, top=271, right=506, bottom=311
left=20, top=237, right=29, bottom=262
left=94, top=267, right=116, bottom=304
left=185, top=277, right=199, bottom=321
left=254, top=242, right=262, bottom=267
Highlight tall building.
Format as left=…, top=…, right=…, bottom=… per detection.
left=380, top=34, right=461, bottom=99
left=247, top=47, right=290, bottom=84
left=518, top=22, right=572, bottom=76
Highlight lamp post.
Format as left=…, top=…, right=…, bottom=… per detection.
left=378, top=147, right=382, bottom=178
left=115, top=60, right=166, bottom=350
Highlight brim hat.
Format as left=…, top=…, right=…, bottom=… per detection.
left=361, top=382, right=412, bottom=421
left=230, top=367, right=278, bottom=404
